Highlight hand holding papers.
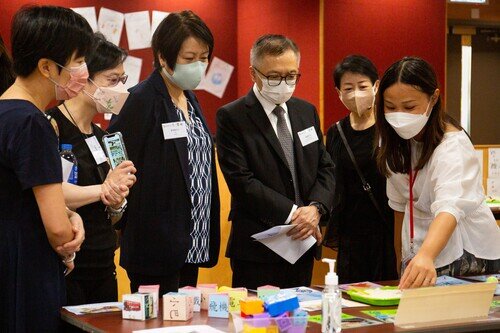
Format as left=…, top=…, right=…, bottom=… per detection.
left=251, top=225, right=316, bottom=264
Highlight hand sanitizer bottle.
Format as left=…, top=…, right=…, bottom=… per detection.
left=322, top=258, right=341, bottom=333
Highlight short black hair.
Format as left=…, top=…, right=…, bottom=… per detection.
left=250, top=34, right=300, bottom=67
left=333, top=55, right=378, bottom=88
left=0, top=35, right=15, bottom=95
left=11, top=5, right=94, bottom=77
left=152, top=10, right=214, bottom=70
left=87, top=33, right=127, bottom=79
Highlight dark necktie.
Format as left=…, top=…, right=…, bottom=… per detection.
left=273, top=106, right=301, bottom=204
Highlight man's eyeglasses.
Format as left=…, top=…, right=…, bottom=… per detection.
left=254, top=67, right=301, bottom=87
left=104, top=74, right=128, bottom=87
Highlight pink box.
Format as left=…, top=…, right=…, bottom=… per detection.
left=138, top=285, right=159, bottom=318
left=162, top=292, right=194, bottom=321
left=197, top=283, right=218, bottom=310
left=178, top=286, right=201, bottom=312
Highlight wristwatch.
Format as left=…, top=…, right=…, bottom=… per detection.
left=107, top=198, right=127, bottom=217
left=310, top=201, right=327, bottom=216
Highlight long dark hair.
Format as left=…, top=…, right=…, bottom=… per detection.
left=0, top=35, right=15, bottom=95
left=375, top=57, right=460, bottom=176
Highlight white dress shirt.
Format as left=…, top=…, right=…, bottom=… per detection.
left=387, top=130, right=500, bottom=268
left=253, top=84, right=297, bottom=223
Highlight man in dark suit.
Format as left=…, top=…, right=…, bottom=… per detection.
left=216, top=34, right=334, bottom=289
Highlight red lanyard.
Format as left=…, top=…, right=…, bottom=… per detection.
left=409, top=167, right=419, bottom=246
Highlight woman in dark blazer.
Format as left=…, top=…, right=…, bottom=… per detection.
left=109, top=10, right=220, bottom=295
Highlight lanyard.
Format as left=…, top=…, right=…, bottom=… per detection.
left=409, top=167, right=419, bottom=247
left=408, top=143, right=419, bottom=251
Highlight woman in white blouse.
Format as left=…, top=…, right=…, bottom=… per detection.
left=375, top=57, right=500, bottom=289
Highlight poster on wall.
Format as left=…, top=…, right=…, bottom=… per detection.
left=197, top=57, right=234, bottom=98
left=71, top=7, right=98, bottom=32
left=488, top=178, right=500, bottom=198
left=98, top=8, right=125, bottom=46
left=489, top=148, right=500, bottom=178
left=124, top=11, right=151, bottom=50
left=151, top=11, right=169, bottom=37
left=123, top=55, right=143, bottom=90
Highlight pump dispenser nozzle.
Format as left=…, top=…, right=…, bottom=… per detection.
left=322, top=258, right=338, bottom=286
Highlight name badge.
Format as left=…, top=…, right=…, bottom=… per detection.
left=85, top=136, right=108, bottom=165
left=297, top=126, right=319, bottom=147
left=162, top=121, right=188, bottom=140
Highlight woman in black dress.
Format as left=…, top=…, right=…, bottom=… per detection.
left=47, top=33, right=137, bottom=306
left=0, top=6, right=92, bottom=331
left=325, top=55, right=397, bottom=283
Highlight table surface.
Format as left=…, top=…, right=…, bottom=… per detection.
left=61, top=284, right=500, bottom=333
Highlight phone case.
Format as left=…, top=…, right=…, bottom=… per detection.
left=102, top=132, right=128, bottom=169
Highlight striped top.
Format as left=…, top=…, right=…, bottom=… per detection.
left=175, top=101, right=212, bottom=264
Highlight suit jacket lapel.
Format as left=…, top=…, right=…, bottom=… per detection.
left=245, top=90, right=289, bottom=170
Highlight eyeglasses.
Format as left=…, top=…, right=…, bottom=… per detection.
left=104, top=74, right=128, bottom=87
left=254, top=67, right=301, bottom=86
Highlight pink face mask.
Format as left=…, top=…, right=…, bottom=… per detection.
left=49, top=62, right=89, bottom=100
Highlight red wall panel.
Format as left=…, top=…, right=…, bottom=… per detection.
left=323, top=0, right=446, bottom=130
left=0, top=0, right=238, bottom=133
left=236, top=0, right=320, bottom=109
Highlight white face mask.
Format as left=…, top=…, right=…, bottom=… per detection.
left=258, top=79, right=295, bottom=105
left=340, top=87, right=376, bottom=116
left=255, top=70, right=296, bottom=105
left=86, top=81, right=130, bottom=115
left=384, top=100, right=433, bottom=140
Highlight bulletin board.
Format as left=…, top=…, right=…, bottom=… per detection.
left=0, top=0, right=239, bottom=134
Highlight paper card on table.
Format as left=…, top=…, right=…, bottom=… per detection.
left=151, top=11, right=169, bottom=37
left=338, top=281, right=383, bottom=291
left=341, top=313, right=382, bottom=329
left=133, top=325, right=226, bottom=333
left=251, top=225, right=316, bottom=264
left=98, top=8, right=124, bottom=46
left=63, top=302, right=123, bottom=315
left=487, top=178, right=500, bottom=198
left=435, top=275, right=471, bottom=286
left=122, top=56, right=142, bottom=90
left=196, top=57, right=234, bottom=98
left=362, top=309, right=397, bottom=323
left=71, top=7, right=98, bottom=32
left=489, top=148, right=500, bottom=178
left=124, top=11, right=151, bottom=50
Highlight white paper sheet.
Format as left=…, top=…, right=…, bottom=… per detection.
left=122, top=56, right=143, bottom=90
left=489, top=148, right=500, bottom=178
left=133, top=326, right=225, bottom=333
left=63, top=302, right=123, bottom=315
left=98, top=8, right=125, bottom=46
left=71, top=7, right=98, bottom=32
left=487, top=178, right=500, bottom=198
left=251, top=225, right=316, bottom=264
left=151, top=10, right=169, bottom=37
left=124, top=11, right=151, bottom=50
left=197, top=57, right=234, bottom=98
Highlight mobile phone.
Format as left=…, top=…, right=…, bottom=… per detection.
left=102, top=132, right=128, bottom=169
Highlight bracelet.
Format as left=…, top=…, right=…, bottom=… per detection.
left=62, top=252, right=76, bottom=263
left=106, top=198, right=127, bottom=217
